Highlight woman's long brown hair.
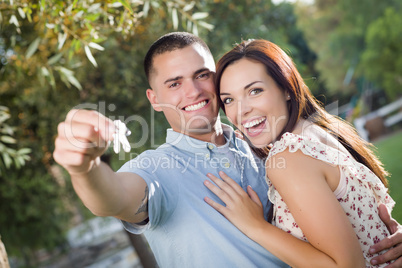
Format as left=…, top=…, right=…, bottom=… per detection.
left=215, top=39, right=388, bottom=186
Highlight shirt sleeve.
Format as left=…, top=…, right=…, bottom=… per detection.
left=117, top=150, right=180, bottom=233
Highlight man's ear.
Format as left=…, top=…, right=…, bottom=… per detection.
left=146, top=88, right=162, bottom=112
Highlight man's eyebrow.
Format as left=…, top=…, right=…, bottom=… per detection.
left=164, top=76, right=183, bottom=85
left=194, top=68, right=211, bottom=76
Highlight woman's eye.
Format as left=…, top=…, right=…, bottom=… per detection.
left=250, top=88, right=263, bottom=95
left=222, top=98, right=233, bottom=105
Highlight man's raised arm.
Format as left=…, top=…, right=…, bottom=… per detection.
left=53, top=109, right=148, bottom=224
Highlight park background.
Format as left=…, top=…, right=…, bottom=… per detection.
left=0, top=0, right=401, bottom=267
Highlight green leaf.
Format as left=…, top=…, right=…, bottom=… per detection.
left=88, top=3, right=101, bottom=13
left=17, top=7, right=26, bottom=19
left=17, top=148, right=31, bottom=155
left=143, top=1, right=150, bottom=17
left=48, top=53, right=63, bottom=65
left=26, top=37, right=41, bottom=59
left=27, top=11, right=32, bottom=22
left=192, top=12, right=208, bottom=20
left=198, top=21, right=214, bottom=31
left=2, top=153, right=12, bottom=169
left=0, top=112, right=10, bottom=124
left=118, top=0, right=134, bottom=14
left=48, top=67, right=56, bottom=89
left=187, top=20, right=192, bottom=32
left=66, top=74, right=82, bottom=91
left=84, top=45, right=98, bottom=67
left=1, top=136, right=16, bottom=144
left=57, top=66, right=74, bottom=77
left=183, top=2, right=195, bottom=12
left=88, top=42, right=104, bottom=51
left=57, top=67, right=82, bottom=90
left=192, top=23, right=198, bottom=36
left=14, top=156, right=23, bottom=169
left=172, top=8, right=178, bottom=30
left=40, top=0, right=46, bottom=11
left=9, top=15, right=19, bottom=27
left=57, top=32, right=67, bottom=50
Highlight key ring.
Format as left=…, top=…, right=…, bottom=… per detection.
left=112, top=120, right=131, bottom=153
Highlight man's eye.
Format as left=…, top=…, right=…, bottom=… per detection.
left=222, top=98, right=233, bottom=105
left=250, top=88, right=263, bottom=95
left=169, top=82, right=180, bottom=88
left=197, top=72, right=211, bottom=79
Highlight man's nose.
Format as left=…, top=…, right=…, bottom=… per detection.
left=183, top=80, right=202, bottom=98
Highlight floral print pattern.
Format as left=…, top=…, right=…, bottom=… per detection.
left=266, top=132, right=395, bottom=267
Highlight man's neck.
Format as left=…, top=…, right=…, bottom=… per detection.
left=176, top=123, right=226, bottom=146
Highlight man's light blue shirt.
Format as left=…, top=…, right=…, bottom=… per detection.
left=119, top=124, right=288, bottom=268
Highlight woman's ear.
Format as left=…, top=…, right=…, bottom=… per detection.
left=146, top=88, right=162, bottom=112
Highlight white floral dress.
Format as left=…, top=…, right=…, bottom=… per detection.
left=266, top=132, right=395, bottom=267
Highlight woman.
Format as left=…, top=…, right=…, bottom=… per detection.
left=203, top=39, right=395, bottom=267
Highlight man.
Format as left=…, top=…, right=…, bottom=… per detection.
left=54, top=32, right=402, bottom=267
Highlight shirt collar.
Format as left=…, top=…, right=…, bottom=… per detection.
left=165, top=124, right=239, bottom=154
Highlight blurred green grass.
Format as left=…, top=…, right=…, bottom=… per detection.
left=374, top=131, right=402, bottom=223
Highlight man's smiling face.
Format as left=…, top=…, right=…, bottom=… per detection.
left=146, top=44, right=219, bottom=138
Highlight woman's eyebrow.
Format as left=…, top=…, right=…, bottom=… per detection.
left=244, top=81, right=262, bottom=90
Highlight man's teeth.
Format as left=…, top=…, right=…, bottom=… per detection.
left=243, top=118, right=265, bottom=128
left=184, top=101, right=207, bottom=111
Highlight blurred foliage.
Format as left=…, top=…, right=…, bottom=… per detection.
left=295, top=0, right=401, bottom=103
left=361, top=7, right=402, bottom=101
left=0, top=0, right=214, bottom=91
left=0, top=105, right=31, bottom=175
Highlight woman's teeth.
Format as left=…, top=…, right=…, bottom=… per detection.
left=243, top=118, right=265, bottom=128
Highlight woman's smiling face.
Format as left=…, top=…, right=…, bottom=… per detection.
left=220, top=58, right=290, bottom=147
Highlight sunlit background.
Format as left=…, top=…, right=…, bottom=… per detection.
left=0, top=0, right=401, bottom=267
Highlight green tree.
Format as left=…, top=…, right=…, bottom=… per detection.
left=296, top=0, right=401, bottom=101
left=361, top=7, right=402, bottom=100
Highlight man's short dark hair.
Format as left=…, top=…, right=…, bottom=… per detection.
left=144, top=32, right=212, bottom=82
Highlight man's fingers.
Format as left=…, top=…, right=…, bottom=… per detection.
left=55, top=135, right=99, bottom=156
left=58, top=120, right=110, bottom=150
left=53, top=150, right=90, bottom=167
left=385, top=255, right=402, bottom=268
left=65, top=109, right=115, bottom=141
left=370, top=242, right=402, bottom=266
left=371, top=233, right=400, bottom=254
left=378, top=203, right=399, bottom=234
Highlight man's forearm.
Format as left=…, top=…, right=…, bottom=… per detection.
left=70, top=160, right=125, bottom=216
left=70, top=160, right=149, bottom=224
